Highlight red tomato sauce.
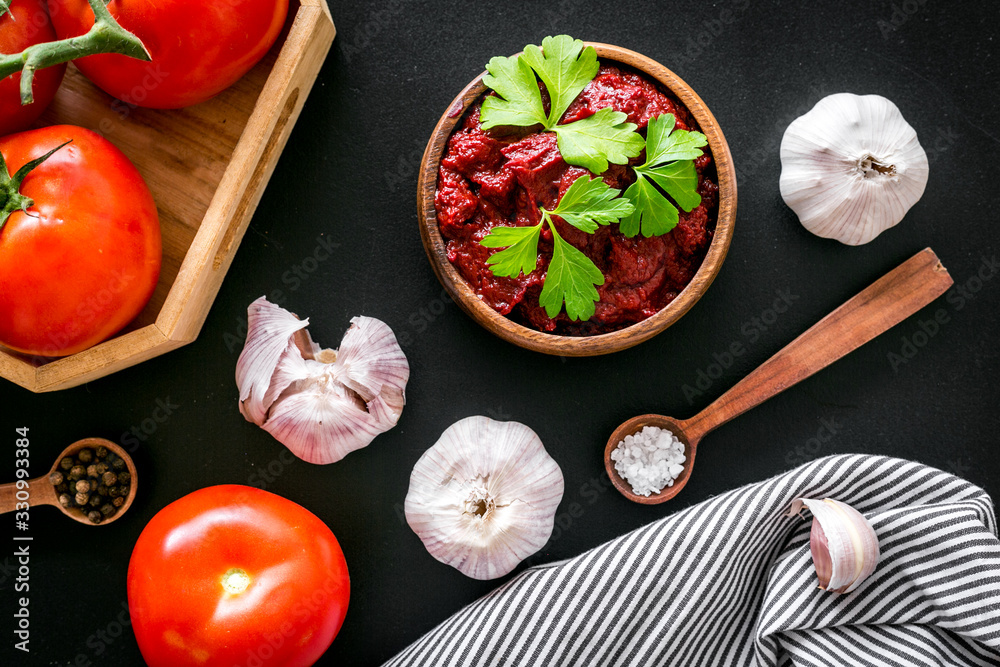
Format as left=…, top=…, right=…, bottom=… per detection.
left=435, top=65, right=718, bottom=336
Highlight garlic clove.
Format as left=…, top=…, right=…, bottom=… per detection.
left=334, top=316, right=409, bottom=417
left=235, top=297, right=410, bottom=464
left=263, top=379, right=388, bottom=464
left=790, top=497, right=880, bottom=594
left=779, top=93, right=928, bottom=245
left=236, top=297, right=310, bottom=425
left=405, top=416, right=564, bottom=580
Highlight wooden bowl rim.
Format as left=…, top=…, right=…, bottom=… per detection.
left=417, top=42, right=737, bottom=357
left=49, top=437, right=138, bottom=526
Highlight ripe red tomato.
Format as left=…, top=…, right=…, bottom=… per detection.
left=127, top=485, right=350, bottom=667
left=0, top=0, right=67, bottom=135
left=48, top=0, right=289, bottom=109
left=0, top=126, right=160, bottom=357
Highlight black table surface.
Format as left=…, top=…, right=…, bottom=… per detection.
left=3, top=1, right=999, bottom=665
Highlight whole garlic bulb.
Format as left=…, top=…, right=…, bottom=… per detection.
left=779, top=93, right=928, bottom=245
left=235, top=297, right=409, bottom=464
left=405, top=416, right=564, bottom=580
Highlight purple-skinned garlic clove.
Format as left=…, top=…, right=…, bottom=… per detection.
left=789, top=497, right=880, bottom=594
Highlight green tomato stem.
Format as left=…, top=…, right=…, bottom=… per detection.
left=0, top=0, right=150, bottom=105
left=0, top=140, right=71, bottom=232
left=0, top=1, right=11, bottom=20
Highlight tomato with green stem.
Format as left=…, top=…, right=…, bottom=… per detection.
left=128, top=485, right=350, bottom=667
left=0, top=0, right=66, bottom=135
left=49, top=0, right=290, bottom=109
left=0, top=125, right=161, bottom=357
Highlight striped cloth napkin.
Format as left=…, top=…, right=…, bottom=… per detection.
left=384, top=454, right=1000, bottom=667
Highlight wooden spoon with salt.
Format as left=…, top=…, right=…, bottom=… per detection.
left=605, top=248, right=954, bottom=504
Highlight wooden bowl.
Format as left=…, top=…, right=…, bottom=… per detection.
left=0, top=0, right=336, bottom=392
left=417, top=42, right=736, bottom=356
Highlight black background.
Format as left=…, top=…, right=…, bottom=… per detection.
left=3, top=1, right=1000, bottom=665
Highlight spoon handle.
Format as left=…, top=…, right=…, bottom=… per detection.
left=683, top=248, right=954, bottom=442
left=0, top=476, right=59, bottom=514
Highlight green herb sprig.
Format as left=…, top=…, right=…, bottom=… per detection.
left=477, top=36, right=709, bottom=322
left=480, top=35, right=644, bottom=174
left=482, top=176, right=634, bottom=321
left=619, top=113, right=708, bottom=237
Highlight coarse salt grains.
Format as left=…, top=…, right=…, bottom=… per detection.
left=610, top=426, right=686, bottom=496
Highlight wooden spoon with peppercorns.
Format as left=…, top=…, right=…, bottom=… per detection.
left=0, top=437, right=137, bottom=526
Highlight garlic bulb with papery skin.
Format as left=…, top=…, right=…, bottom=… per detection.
left=235, top=297, right=409, bottom=464
left=789, top=497, right=880, bottom=594
left=780, top=93, right=928, bottom=245
left=405, top=416, right=564, bottom=580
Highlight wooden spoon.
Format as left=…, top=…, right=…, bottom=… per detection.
left=0, top=437, right=138, bottom=525
left=605, top=248, right=954, bottom=504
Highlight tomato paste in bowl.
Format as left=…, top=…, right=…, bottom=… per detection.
left=418, top=42, right=736, bottom=356
left=435, top=64, right=719, bottom=336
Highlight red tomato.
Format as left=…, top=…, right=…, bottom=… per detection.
left=0, top=0, right=67, bottom=135
left=127, top=485, right=350, bottom=667
left=0, top=126, right=160, bottom=357
left=48, top=0, right=289, bottom=109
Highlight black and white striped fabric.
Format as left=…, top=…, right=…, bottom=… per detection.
left=384, top=455, right=1000, bottom=666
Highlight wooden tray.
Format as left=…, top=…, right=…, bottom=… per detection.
left=0, top=0, right=336, bottom=393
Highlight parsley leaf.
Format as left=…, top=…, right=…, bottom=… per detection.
left=552, top=107, right=645, bottom=175
left=480, top=55, right=547, bottom=130
left=621, top=113, right=707, bottom=238
left=550, top=173, right=635, bottom=233
left=481, top=225, right=543, bottom=278
left=521, top=35, right=598, bottom=126
left=539, top=223, right=605, bottom=321
left=480, top=175, right=632, bottom=320
left=479, top=36, right=643, bottom=174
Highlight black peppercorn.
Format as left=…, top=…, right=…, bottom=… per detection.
left=94, top=462, right=109, bottom=475
left=55, top=482, right=69, bottom=494
left=102, top=471, right=118, bottom=487
left=117, top=471, right=131, bottom=485
left=116, top=485, right=130, bottom=498
left=89, top=495, right=102, bottom=508
left=100, top=503, right=116, bottom=518
left=96, top=484, right=109, bottom=496
left=68, top=465, right=86, bottom=481
left=60, top=457, right=74, bottom=471
left=87, top=510, right=103, bottom=524
left=112, top=496, right=125, bottom=508
left=75, top=480, right=91, bottom=494
left=86, top=464, right=99, bottom=478
left=78, top=448, right=94, bottom=464
left=75, top=491, right=90, bottom=506
left=49, top=471, right=64, bottom=486
left=58, top=493, right=73, bottom=508
left=95, top=446, right=108, bottom=459
left=111, top=457, right=126, bottom=472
